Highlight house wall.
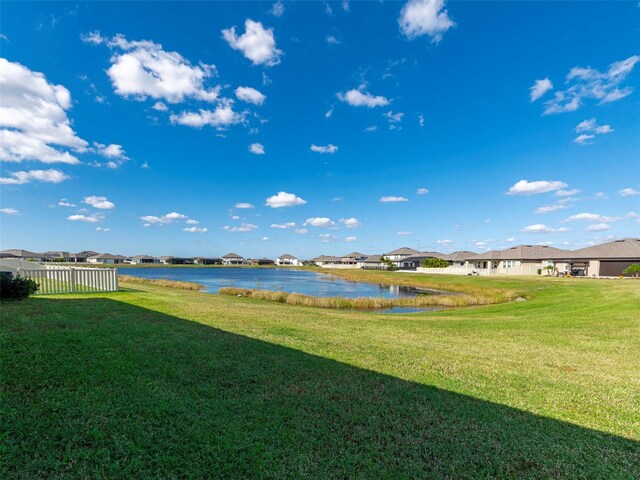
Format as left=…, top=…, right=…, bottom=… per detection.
left=320, top=264, right=359, bottom=269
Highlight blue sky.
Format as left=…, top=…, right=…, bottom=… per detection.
left=1, top=0, right=639, bottom=258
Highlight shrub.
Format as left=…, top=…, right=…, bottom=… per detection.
left=623, top=263, right=640, bottom=277
left=0, top=274, right=39, bottom=301
left=421, top=258, right=449, bottom=268
left=537, top=268, right=542, bottom=275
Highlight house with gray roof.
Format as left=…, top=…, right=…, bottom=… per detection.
left=276, top=254, right=302, bottom=266
left=222, top=253, right=244, bottom=265
left=384, top=247, right=419, bottom=261
left=564, top=238, right=640, bottom=276
left=87, top=253, right=127, bottom=264
left=0, top=249, right=46, bottom=261
left=396, top=252, right=445, bottom=270
left=129, top=255, right=159, bottom=264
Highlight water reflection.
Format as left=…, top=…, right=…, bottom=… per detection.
left=122, top=267, right=439, bottom=299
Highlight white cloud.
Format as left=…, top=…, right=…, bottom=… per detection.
left=436, top=239, right=453, bottom=246
left=573, top=134, right=595, bottom=145
left=183, top=226, right=208, bottom=233
left=140, top=211, right=189, bottom=225
left=543, top=55, right=640, bottom=114
left=249, top=143, right=265, bottom=155
left=223, top=223, right=258, bottom=232
left=58, top=199, right=76, bottom=207
left=384, top=111, right=404, bottom=124
left=379, top=195, right=409, bottom=203
left=326, top=35, right=341, bottom=45
left=152, top=101, right=168, bottom=111
left=529, top=78, right=553, bottom=102
left=270, top=1, right=285, bottom=17
left=0, top=169, right=69, bottom=185
left=535, top=204, right=566, bottom=214
left=397, top=231, right=413, bottom=236
left=506, top=179, right=568, bottom=195
left=522, top=224, right=555, bottom=233
left=418, top=114, right=425, bottom=127
left=310, top=144, right=338, bottom=154
left=399, top=0, right=455, bottom=43
left=170, top=101, right=245, bottom=130
left=0, top=208, right=18, bottom=215
left=265, top=191, right=307, bottom=208
left=185, top=219, right=199, bottom=224
left=68, top=214, right=102, bottom=223
left=230, top=215, right=240, bottom=220
left=325, top=106, right=334, bottom=118
left=295, top=228, right=307, bottom=234
left=331, top=196, right=343, bottom=202
left=619, top=187, right=639, bottom=197
left=506, top=237, right=516, bottom=243
left=96, top=227, right=111, bottom=232
left=83, top=33, right=219, bottom=103
left=319, top=233, right=338, bottom=243
left=416, top=187, right=429, bottom=195
left=271, top=222, right=296, bottom=229
left=364, top=125, right=378, bottom=132
left=337, top=88, right=390, bottom=108
left=586, top=223, right=610, bottom=232
left=83, top=195, right=115, bottom=209
left=565, top=212, right=618, bottom=223
left=346, top=236, right=357, bottom=242
left=0, top=58, right=89, bottom=165
left=305, top=217, right=335, bottom=227
left=554, top=189, right=580, bottom=197
left=340, top=217, right=362, bottom=228
left=235, top=86, right=266, bottom=105
left=95, top=143, right=128, bottom=159
left=262, top=236, right=270, bottom=241
left=222, top=19, right=282, bottom=67
left=235, top=202, right=254, bottom=209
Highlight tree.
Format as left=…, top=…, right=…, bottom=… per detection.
left=545, top=265, right=555, bottom=276
left=623, top=263, right=640, bottom=277
left=380, top=256, right=396, bottom=271
left=421, top=257, right=449, bottom=268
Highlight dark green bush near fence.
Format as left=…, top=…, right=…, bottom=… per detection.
left=0, top=274, right=40, bottom=301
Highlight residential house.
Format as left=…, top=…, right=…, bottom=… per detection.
left=222, top=253, right=244, bottom=265
left=441, top=251, right=477, bottom=267
left=276, top=254, right=302, bottom=266
left=383, top=247, right=419, bottom=262
left=464, top=245, right=572, bottom=275
left=395, top=251, right=444, bottom=270
left=357, top=254, right=386, bottom=270
left=194, top=257, right=222, bottom=265
left=87, top=253, right=127, bottom=264
left=340, top=252, right=368, bottom=266
left=129, top=255, right=158, bottom=264
left=0, top=249, right=46, bottom=262
left=257, top=258, right=275, bottom=266
left=564, top=238, right=640, bottom=277
left=311, top=255, right=342, bottom=266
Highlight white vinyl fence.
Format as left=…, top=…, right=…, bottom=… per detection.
left=16, top=267, right=118, bottom=295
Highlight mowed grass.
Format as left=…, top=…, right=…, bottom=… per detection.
left=1, top=272, right=639, bottom=478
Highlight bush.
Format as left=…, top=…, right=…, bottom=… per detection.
left=421, top=258, right=449, bottom=268
left=623, top=263, right=640, bottom=277
left=0, top=274, right=40, bottom=301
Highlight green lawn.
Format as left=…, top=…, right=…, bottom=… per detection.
left=1, top=273, right=639, bottom=478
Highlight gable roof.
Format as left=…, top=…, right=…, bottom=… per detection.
left=0, top=249, right=44, bottom=258
left=222, top=253, right=243, bottom=258
left=385, top=247, right=418, bottom=256
left=441, top=251, right=476, bottom=262
left=88, top=253, right=127, bottom=260
left=132, top=255, right=156, bottom=260
left=468, top=245, right=570, bottom=261
left=278, top=254, right=297, bottom=260
left=567, top=238, right=640, bottom=259
left=361, top=254, right=383, bottom=263
left=342, top=252, right=367, bottom=259
left=400, top=252, right=444, bottom=262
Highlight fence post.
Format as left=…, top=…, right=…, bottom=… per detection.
left=70, top=268, right=76, bottom=293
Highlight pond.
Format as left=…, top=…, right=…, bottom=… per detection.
left=121, top=267, right=439, bottom=299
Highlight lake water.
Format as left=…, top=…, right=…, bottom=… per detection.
left=121, top=267, right=435, bottom=299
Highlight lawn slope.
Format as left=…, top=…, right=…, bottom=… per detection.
left=2, top=273, right=639, bottom=478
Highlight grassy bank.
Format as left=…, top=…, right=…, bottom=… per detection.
left=118, top=274, right=203, bottom=290
left=219, top=283, right=517, bottom=309
left=2, top=273, right=639, bottom=477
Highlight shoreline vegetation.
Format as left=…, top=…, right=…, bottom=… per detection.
left=218, top=286, right=518, bottom=309
left=118, top=274, right=204, bottom=291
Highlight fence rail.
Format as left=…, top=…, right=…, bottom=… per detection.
left=17, top=267, right=118, bottom=295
